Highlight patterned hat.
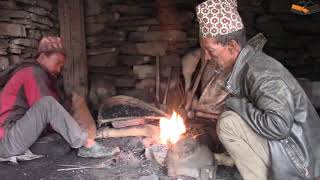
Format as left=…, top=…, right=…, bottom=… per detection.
left=37, top=36, right=65, bottom=55
left=196, top=0, right=244, bottom=38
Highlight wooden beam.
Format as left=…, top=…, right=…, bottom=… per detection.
left=58, top=0, right=88, bottom=96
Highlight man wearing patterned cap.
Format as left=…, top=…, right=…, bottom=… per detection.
left=0, top=36, right=119, bottom=159
left=196, top=0, right=320, bottom=179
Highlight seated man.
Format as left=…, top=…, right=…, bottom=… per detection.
left=196, top=0, right=320, bottom=179
left=0, top=36, right=119, bottom=158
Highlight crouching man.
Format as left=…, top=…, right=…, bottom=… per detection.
left=195, top=0, right=320, bottom=179
left=0, top=36, right=119, bottom=159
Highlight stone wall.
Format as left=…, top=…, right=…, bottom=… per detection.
left=0, top=0, right=59, bottom=69
left=84, top=0, right=320, bottom=110
left=238, top=0, right=320, bottom=80
left=85, top=0, right=199, bottom=110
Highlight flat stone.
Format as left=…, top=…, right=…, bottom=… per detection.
left=119, top=55, right=153, bottom=66
left=145, top=144, right=168, bottom=167
left=30, top=13, right=53, bottom=27
left=85, top=23, right=107, bottom=35
left=0, top=57, right=10, bottom=71
left=128, top=30, right=187, bottom=42
left=0, top=10, right=31, bottom=18
left=87, top=52, right=118, bottom=67
left=0, top=23, right=27, bottom=37
left=37, top=0, right=53, bottom=11
left=112, top=119, right=146, bottom=128
left=84, top=0, right=103, bottom=16
left=87, top=47, right=117, bottom=56
left=138, top=175, right=159, bottom=180
left=28, top=29, right=42, bottom=40
left=12, top=38, right=38, bottom=48
left=133, top=65, right=155, bottom=79
left=27, top=7, right=49, bottom=16
left=9, top=55, right=23, bottom=64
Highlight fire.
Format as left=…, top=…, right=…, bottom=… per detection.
left=159, top=111, right=186, bottom=144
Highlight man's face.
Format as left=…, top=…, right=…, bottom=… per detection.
left=200, top=37, right=237, bottom=72
left=41, top=52, right=65, bottom=76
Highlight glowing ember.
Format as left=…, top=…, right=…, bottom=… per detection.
left=159, top=111, right=186, bottom=144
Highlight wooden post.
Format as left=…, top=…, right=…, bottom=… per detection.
left=58, top=0, right=88, bottom=96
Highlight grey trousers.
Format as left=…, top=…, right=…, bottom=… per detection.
left=217, top=111, right=271, bottom=180
left=0, top=96, right=87, bottom=158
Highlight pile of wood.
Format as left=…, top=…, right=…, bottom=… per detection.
left=84, top=0, right=199, bottom=110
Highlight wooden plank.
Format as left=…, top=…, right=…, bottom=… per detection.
left=58, top=0, right=88, bottom=96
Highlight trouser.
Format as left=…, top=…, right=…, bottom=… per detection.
left=0, top=96, right=87, bottom=158
left=217, top=111, right=271, bottom=180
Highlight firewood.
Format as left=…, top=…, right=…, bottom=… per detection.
left=120, top=42, right=168, bottom=56
left=96, top=124, right=160, bottom=139
left=98, top=116, right=163, bottom=124
left=128, top=30, right=187, bottom=42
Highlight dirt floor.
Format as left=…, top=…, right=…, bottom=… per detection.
left=0, top=137, right=241, bottom=180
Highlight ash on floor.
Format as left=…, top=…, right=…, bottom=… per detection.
left=0, top=137, right=241, bottom=180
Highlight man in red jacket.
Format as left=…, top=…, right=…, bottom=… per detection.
left=0, top=36, right=119, bottom=158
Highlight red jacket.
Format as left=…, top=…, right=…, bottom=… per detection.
left=0, top=64, right=58, bottom=139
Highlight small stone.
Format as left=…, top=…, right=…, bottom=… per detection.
left=12, top=38, right=38, bottom=48
left=0, top=57, right=10, bottom=71
left=138, top=175, right=159, bottom=180
left=0, top=23, right=27, bottom=37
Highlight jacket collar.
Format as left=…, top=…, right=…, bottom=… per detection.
left=225, top=45, right=255, bottom=96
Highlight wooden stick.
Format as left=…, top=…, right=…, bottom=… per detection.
left=98, top=116, right=164, bottom=124
left=163, top=67, right=172, bottom=105
left=96, top=124, right=160, bottom=139
left=185, top=60, right=208, bottom=111
left=156, top=56, right=160, bottom=103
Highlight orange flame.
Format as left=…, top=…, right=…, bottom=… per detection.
left=159, top=111, right=186, bottom=144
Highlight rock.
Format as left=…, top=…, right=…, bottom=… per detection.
left=120, top=42, right=168, bottom=56
left=136, top=79, right=155, bottom=90
left=166, top=137, right=215, bottom=178
left=27, top=7, right=49, bottom=16
left=133, top=65, right=155, bottom=79
left=28, top=29, right=42, bottom=40
left=111, top=5, right=154, bottom=16
left=9, top=55, right=23, bottom=64
left=0, top=57, right=10, bottom=71
left=87, top=47, right=117, bottom=56
left=30, top=14, right=53, bottom=27
left=119, top=55, right=153, bottom=66
left=89, top=66, right=133, bottom=76
left=113, top=18, right=158, bottom=27
left=112, top=119, right=146, bottom=128
left=120, top=26, right=150, bottom=32
left=9, top=43, right=24, bottom=54
left=37, top=0, right=53, bottom=11
left=0, top=40, right=8, bottom=55
left=145, top=144, right=168, bottom=167
left=84, top=0, right=103, bottom=16
left=12, top=38, right=38, bottom=48
left=128, top=30, right=187, bottom=42
left=85, top=13, right=120, bottom=24
left=0, top=23, right=27, bottom=37
left=87, top=52, right=118, bottom=67
left=160, top=54, right=181, bottom=67
left=138, top=175, right=159, bottom=180
left=85, top=23, right=108, bottom=36
left=0, top=10, right=30, bottom=18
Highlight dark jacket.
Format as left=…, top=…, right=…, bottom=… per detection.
left=0, top=64, right=59, bottom=139
left=225, top=45, right=320, bottom=179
